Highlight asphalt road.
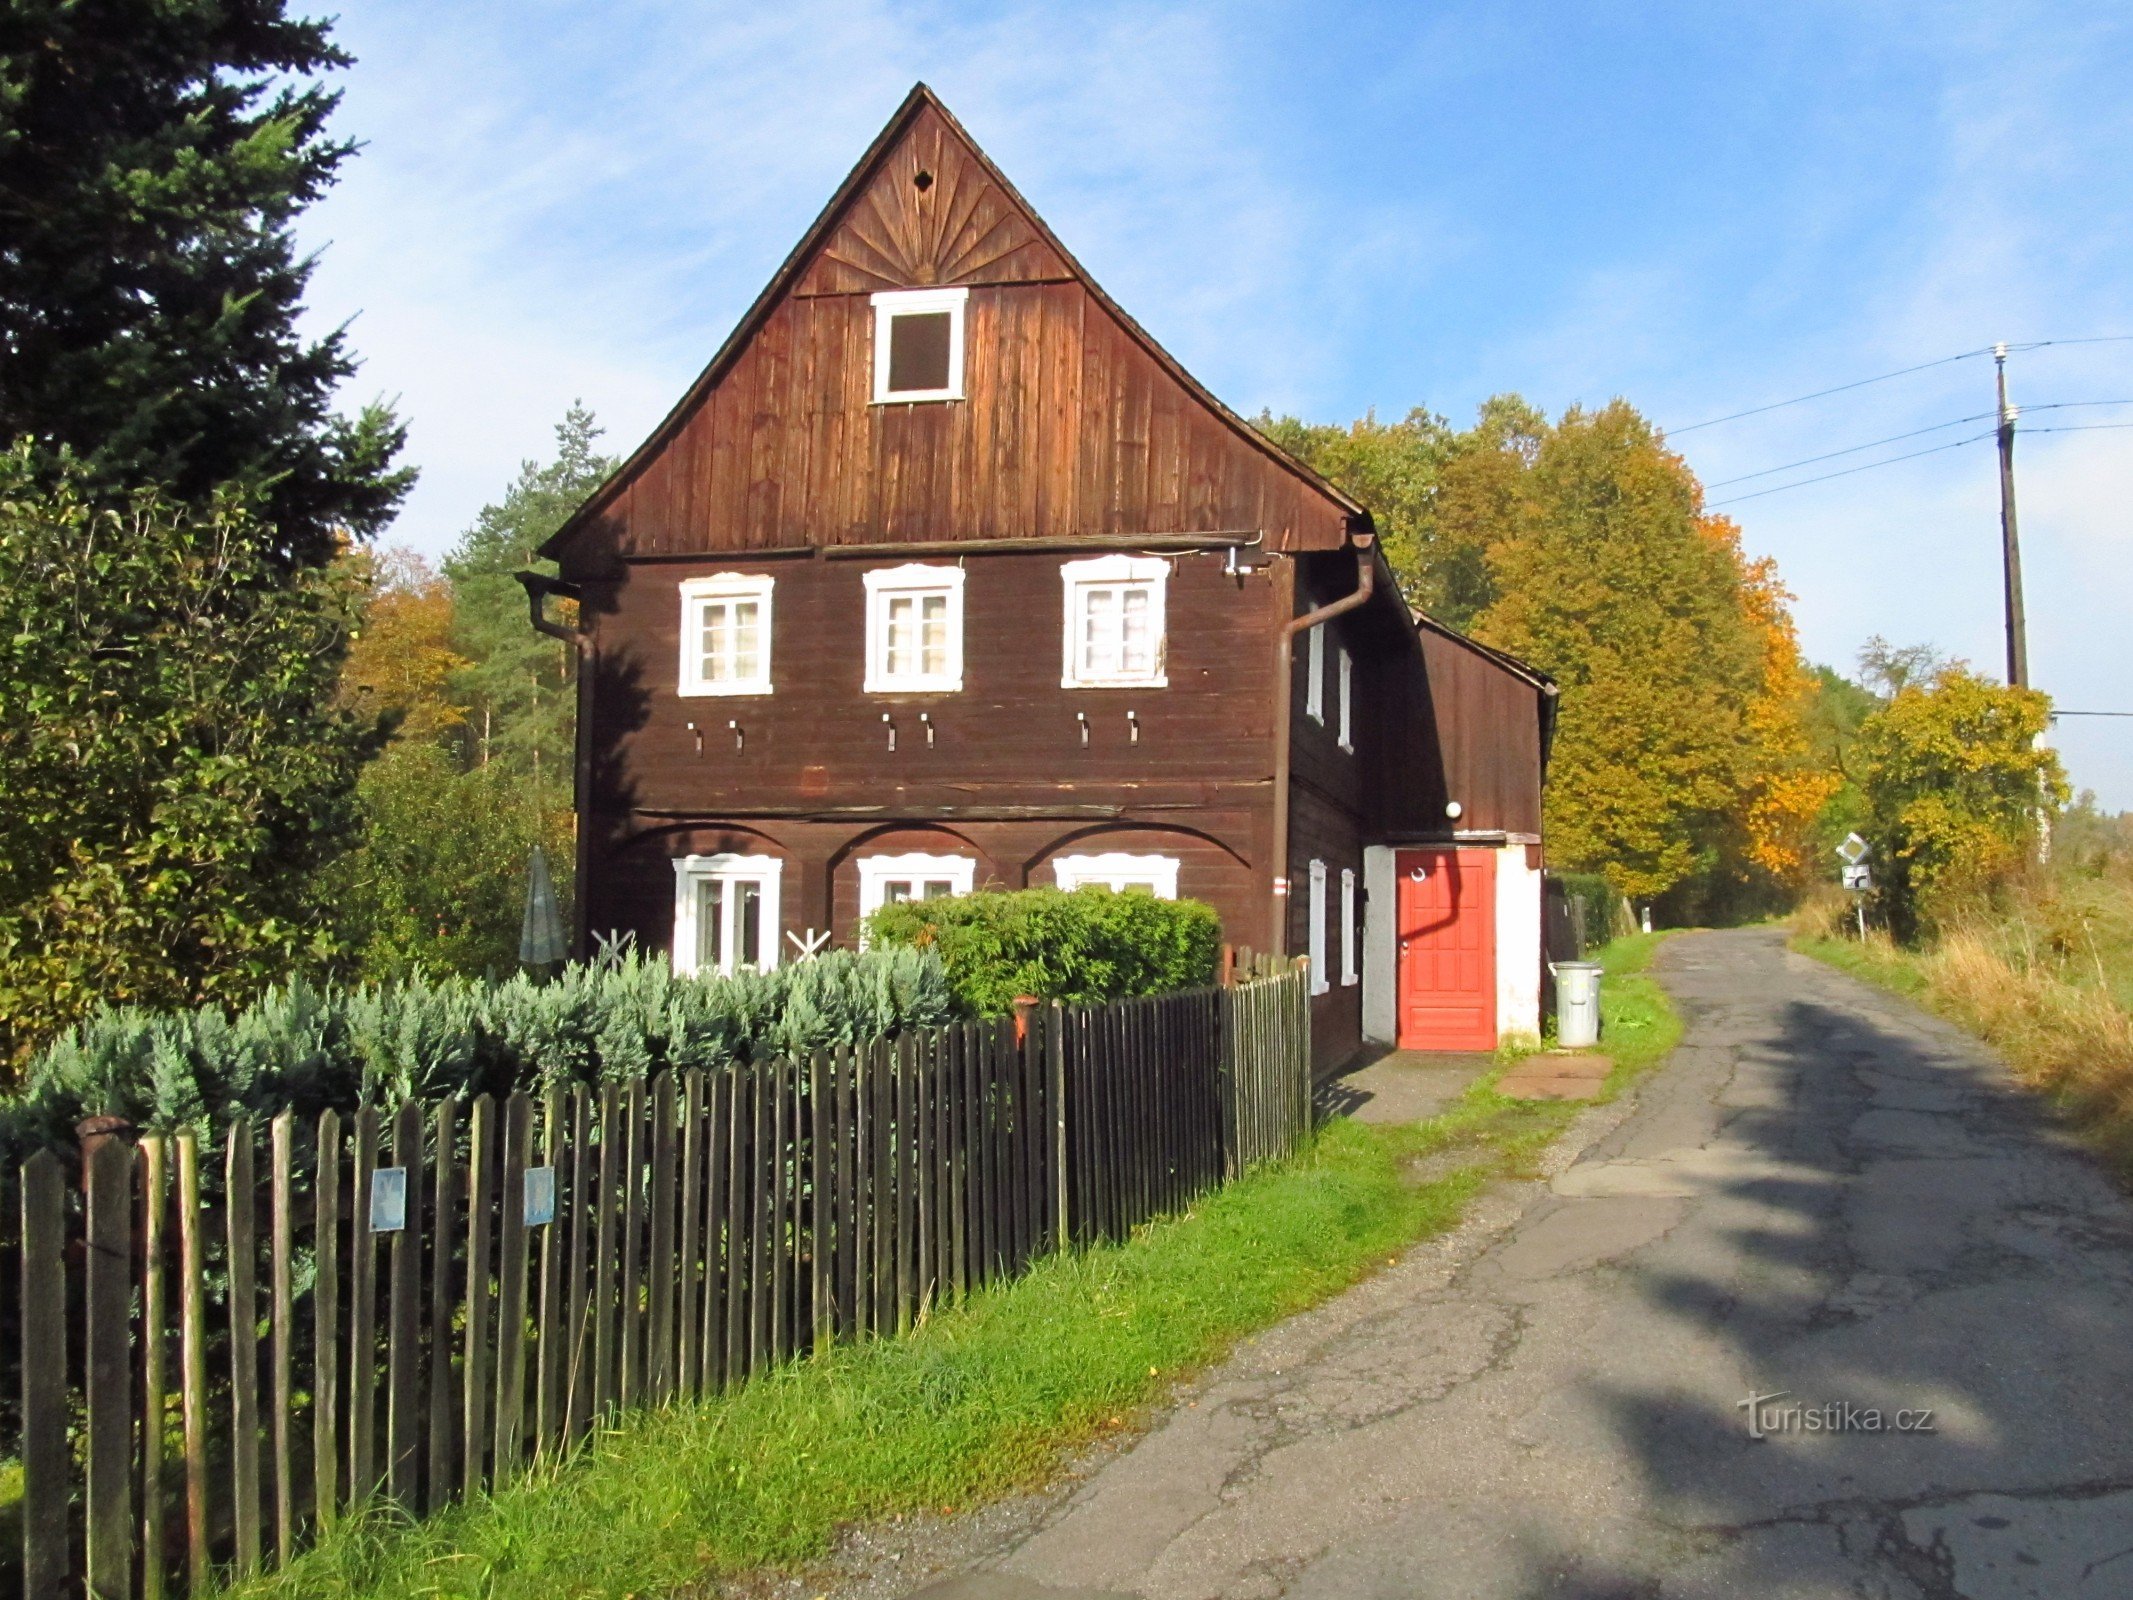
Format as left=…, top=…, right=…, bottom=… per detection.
left=876, top=926, right=2133, bottom=1600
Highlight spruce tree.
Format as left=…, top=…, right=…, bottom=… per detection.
left=0, top=0, right=412, bottom=556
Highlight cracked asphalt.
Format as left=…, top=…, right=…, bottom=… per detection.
left=843, top=927, right=2133, bottom=1600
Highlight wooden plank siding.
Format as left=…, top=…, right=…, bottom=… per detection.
left=535, top=85, right=1551, bottom=1082
left=1365, top=623, right=1547, bottom=842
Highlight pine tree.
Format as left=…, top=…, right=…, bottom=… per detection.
left=0, top=0, right=411, bottom=554
left=444, top=404, right=615, bottom=788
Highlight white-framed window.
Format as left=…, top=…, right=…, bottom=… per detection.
left=1337, top=647, right=1354, bottom=752
left=678, top=573, right=773, bottom=697
left=1061, top=555, right=1168, bottom=688
left=672, top=854, right=782, bottom=976
left=863, top=563, right=965, bottom=693
left=1340, top=867, right=1359, bottom=986
left=871, top=287, right=968, bottom=404
left=1308, top=859, right=1330, bottom=995
left=1306, top=624, right=1325, bottom=722
left=857, top=852, right=977, bottom=918
left=1052, top=852, right=1180, bottom=898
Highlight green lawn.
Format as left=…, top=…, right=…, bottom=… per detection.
left=223, top=935, right=1680, bottom=1600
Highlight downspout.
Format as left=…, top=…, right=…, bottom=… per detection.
left=1268, top=535, right=1376, bottom=958
left=517, top=572, right=593, bottom=958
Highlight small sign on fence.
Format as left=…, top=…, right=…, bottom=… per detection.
left=524, top=1165, right=557, bottom=1226
left=369, top=1166, right=408, bottom=1232
left=14, top=969, right=1314, bottom=1600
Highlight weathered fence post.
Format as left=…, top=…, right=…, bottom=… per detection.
left=20, top=1150, right=68, bottom=1600
left=1048, top=1002, right=1069, bottom=1254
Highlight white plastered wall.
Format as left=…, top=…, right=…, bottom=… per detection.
left=1495, top=841, right=1543, bottom=1042
left=1362, top=845, right=1398, bottom=1045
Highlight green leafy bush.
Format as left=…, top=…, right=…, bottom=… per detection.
left=0, top=944, right=952, bottom=1161
left=864, top=887, right=1221, bottom=1016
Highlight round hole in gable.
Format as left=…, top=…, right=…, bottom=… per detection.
left=913, top=169, right=934, bottom=192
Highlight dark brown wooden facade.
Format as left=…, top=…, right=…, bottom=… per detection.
left=539, top=86, right=1554, bottom=1071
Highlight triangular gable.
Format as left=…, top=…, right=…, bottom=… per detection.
left=543, top=84, right=1366, bottom=559
left=793, top=103, right=1072, bottom=293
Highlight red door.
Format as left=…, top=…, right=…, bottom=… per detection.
left=1397, top=848, right=1497, bottom=1051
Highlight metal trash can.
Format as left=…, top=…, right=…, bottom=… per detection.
left=1550, top=960, right=1603, bottom=1048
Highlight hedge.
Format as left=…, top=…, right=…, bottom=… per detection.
left=864, top=886, right=1221, bottom=1016
left=0, top=943, right=952, bottom=1163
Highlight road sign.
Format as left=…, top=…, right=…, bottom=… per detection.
left=1837, top=833, right=1871, bottom=866
left=1841, top=863, right=1873, bottom=891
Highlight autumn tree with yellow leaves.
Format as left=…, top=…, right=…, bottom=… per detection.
left=1266, top=396, right=1835, bottom=915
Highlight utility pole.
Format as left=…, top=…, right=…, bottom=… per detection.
left=1994, top=342, right=2029, bottom=688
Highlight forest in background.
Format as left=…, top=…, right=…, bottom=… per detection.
left=322, top=406, right=609, bottom=982
left=1257, top=400, right=2078, bottom=931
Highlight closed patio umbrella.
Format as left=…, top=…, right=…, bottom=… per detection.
left=519, top=845, right=568, bottom=968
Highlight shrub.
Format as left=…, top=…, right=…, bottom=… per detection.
left=864, top=887, right=1221, bottom=1016
left=1853, top=664, right=2066, bottom=938
left=0, top=943, right=953, bottom=1162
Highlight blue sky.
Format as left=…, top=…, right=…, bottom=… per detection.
left=297, top=0, right=2133, bottom=806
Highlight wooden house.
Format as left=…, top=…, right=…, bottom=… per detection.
left=527, top=85, right=1558, bottom=1069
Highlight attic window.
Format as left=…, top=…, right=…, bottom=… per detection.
left=872, top=287, right=967, bottom=403
left=912, top=169, right=934, bottom=191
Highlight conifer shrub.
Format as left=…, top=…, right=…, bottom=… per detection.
left=0, top=944, right=951, bottom=1161
left=864, top=887, right=1221, bottom=1016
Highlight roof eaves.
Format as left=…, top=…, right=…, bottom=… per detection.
left=1411, top=609, right=1558, bottom=694
left=542, top=84, right=1371, bottom=560
left=538, top=83, right=945, bottom=559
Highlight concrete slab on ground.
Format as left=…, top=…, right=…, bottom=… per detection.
left=1314, top=1049, right=1492, bottom=1125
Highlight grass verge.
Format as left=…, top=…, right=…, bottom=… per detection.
left=227, top=937, right=1679, bottom=1600
left=1793, top=909, right=2133, bottom=1171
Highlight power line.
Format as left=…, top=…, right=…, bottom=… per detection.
left=2008, top=335, right=2133, bottom=351
left=1696, top=399, right=2133, bottom=495
left=1706, top=430, right=1996, bottom=507
left=2054, top=710, right=2133, bottom=718
left=1669, top=348, right=1991, bottom=435
left=1704, top=412, right=1994, bottom=488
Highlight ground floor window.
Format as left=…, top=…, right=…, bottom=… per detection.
left=857, top=852, right=977, bottom=919
left=1308, top=858, right=1330, bottom=994
left=671, top=853, right=782, bottom=976
left=1341, top=866, right=1359, bottom=986
left=1051, top=851, right=1180, bottom=898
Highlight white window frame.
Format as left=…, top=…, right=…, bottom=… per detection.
left=871, top=287, right=969, bottom=404
left=857, top=851, right=977, bottom=919
left=1060, top=555, right=1169, bottom=689
left=1051, top=851, right=1181, bottom=898
left=862, top=563, right=965, bottom=694
left=1306, top=624, right=1326, bottom=722
left=671, top=854, right=783, bottom=976
left=1308, top=859, right=1330, bottom=995
left=1340, top=867, right=1359, bottom=986
left=678, top=573, right=774, bottom=697
left=1337, top=646, right=1354, bottom=752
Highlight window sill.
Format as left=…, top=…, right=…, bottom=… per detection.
left=864, top=677, right=965, bottom=696
left=678, top=682, right=773, bottom=698
left=870, top=392, right=965, bottom=406
left=1061, top=674, right=1168, bottom=691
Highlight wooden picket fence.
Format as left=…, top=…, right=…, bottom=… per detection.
left=4, top=965, right=1309, bottom=1600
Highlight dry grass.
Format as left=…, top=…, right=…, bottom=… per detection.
left=1795, top=868, right=2133, bottom=1170
left=1923, top=918, right=2133, bottom=1165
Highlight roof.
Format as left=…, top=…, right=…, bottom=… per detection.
left=1411, top=609, right=1560, bottom=696
left=540, top=83, right=1369, bottom=560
